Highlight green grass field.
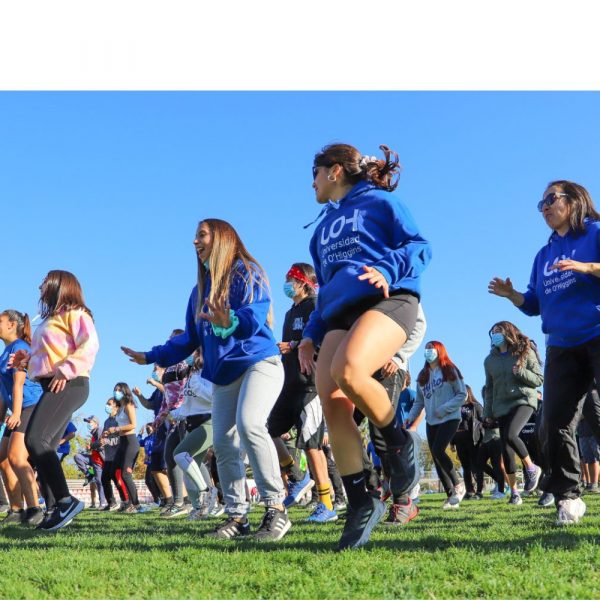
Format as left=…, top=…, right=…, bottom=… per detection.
left=2, top=493, right=600, bottom=599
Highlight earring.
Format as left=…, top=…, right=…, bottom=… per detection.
left=327, top=174, right=336, bottom=182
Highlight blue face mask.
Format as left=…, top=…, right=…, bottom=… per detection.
left=490, top=333, right=505, bottom=348
left=114, top=390, right=124, bottom=402
left=104, top=405, right=112, bottom=415
left=151, top=371, right=161, bottom=382
left=203, top=259, right=210, bottom=270
left=424, top=348, right=438, bottom=363
left=87, top=423, right=95, bottom=432
left=185, top=355, right=194, bottom=367
left=283, top=282, right=296, bottom=299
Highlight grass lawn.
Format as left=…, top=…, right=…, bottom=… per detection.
left=2, top=492, right=600, bottom=599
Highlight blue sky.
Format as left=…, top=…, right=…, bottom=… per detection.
left=1, top=92, right=599, bottom=430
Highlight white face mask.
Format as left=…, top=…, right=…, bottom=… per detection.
left=424, top=348, right=438, bottom=363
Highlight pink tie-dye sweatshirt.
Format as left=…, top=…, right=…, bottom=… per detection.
left=29, top=308, right=100, bottom=380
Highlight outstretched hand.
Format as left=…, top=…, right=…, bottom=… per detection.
left=121, top=346, right=148, bottom=365
left=488, top=277, right=514, bottom=298
left=198, top=298, right=232, bottom=329
left=358, top=265, right=389, bottom=298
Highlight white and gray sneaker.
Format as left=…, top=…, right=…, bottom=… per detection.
left=556, top=497, right=586, bottom=526
left=253, top=507, right=291, bottom=542
left=208, top=502, right=225, bottom=518
left=454, top=482, right=466, bottom=502
left=442, top=495, right=460, bottom=510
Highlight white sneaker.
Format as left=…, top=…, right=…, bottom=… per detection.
left=491, top=490, right=506, bottom=500
left=187, top=508, right=205, bottom=521
left=556, top=498, right=586, bottom=526
left=208, top=503, right=225, bottom=518
left=454, top=482, right=466, bottom=502
left=442, top=496, right=460, bottom=510
left=409, top=483, right=421, bottom=501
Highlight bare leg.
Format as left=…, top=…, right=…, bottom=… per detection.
left=7, top=433, right=38, bottom=509
left=152, top=470, right=172, bottom=498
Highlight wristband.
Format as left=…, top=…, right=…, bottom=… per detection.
left=212, top=309, right=240, bottom=339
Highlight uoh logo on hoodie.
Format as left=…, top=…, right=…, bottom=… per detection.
left=543, top=250, right=576, bottom=277
left=320, top=209, right=360, bottom=245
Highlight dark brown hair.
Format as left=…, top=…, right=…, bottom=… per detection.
left=0, top=310, right=32, bottom=344
left=314, top=143, right=401, bottom=192
left=547, top=180, right=600, bottom=234
left=114, top=382, right=136, bottom=407
left=39, top=270, right=93, bottom=320
left=489, top=321, right=541, bottom=370
left=288, top=262, right=317, bottom=296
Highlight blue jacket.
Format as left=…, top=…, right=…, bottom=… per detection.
left=145, top=261, right=279, bottom=385
left=303, top=181, right=431, bottom=344
left=519, top=219, right=600, bottom=347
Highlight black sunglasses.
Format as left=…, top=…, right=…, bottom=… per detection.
left=538, top=192, right=568, bottom=212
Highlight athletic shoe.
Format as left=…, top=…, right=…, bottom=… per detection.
left=409, top=483, right=421, bottom=502
left=387, top=430, right=421, bottom=498
left=161, top=503, right=193, bottom=519
left=22, top=507, right=45, bottom=527
left=508, top=492, right=523, bottom=506
left=253, top=507, right=291, bottom=541
left=283, top=471, right=315, bottom=508
left=585, top=483, right=600, bottom=494
left=208, top=503, right=225, bottom=518
left=305, top=500, right=318, bottom=513
left=474, top=492, right=484, bottom=500
left=556, top=497, right=586, bottom=526
left=0, top=503, right=10, bottom=513
left=442, top=495, right=460, bottom=510
left=117, top=502, right=132, bottom=512
left=136, top=504, right=151, bottom=513
left=205, top=517, right=250, bottom=539
left=523, top=465, right=542, bottom=494
left=123, top=503, right=139, bottom=514
left=108, top=501, right=120, bottom=512
left=538, top=492, right=555, bottom=507
left=454, top=482, right=466, bottom=502
left=1, top=509, right=25, bottom=525
left=98, top=503, right=108, bottom=511
left=333, top=499, right=347, bottom=512
left=491, top=490, right=506, bottom=500
left=306, top=502, right=338, bottom=523
left=337, top=497, right=386, bottom=551
left=159, top=500, right=174, bottom=516
left=37, top=497, right=84, bottom=532
left=463, top=493, right=476, bottom=501
left=380, top=480, right=392, bottom=502
left=383, top=497, right=419, bottom=526
left=187, top=508, right=207, bottom=521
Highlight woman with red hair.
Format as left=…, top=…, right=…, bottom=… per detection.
left=406, top=341, right=467, bottom=509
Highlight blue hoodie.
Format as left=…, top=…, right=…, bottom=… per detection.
left=303, top=181, right=431, bottom=345
left=145, top=261, right=279, bottom=385
left=519, top=219, right=600, bottom=347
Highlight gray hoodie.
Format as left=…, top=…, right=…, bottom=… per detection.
left=407, top=366, right=467, bottom=426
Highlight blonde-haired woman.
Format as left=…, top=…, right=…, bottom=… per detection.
left=122, top=219, right=289, bottom=542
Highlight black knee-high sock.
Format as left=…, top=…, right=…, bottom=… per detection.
left=341, top=472, right=371, bottom=509
left=378, top=416, right=408, bottom=448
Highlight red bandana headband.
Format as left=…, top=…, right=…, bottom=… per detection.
left=286, top=266, right=318, bottom=289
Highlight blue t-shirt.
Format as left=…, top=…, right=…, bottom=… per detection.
left=0, top=339, right=43, bottom=411
left=57, top=421, right=77, bottom=455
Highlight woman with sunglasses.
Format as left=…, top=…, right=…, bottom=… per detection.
left=489, top=180, right=600, bottom=525
left=299, top=143, right=431, bottom=550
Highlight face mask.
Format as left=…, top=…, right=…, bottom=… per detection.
left=490, top=333, right=505, bottom=348
left=185, top=355, right=194, bottom=367
left=114, top=391, right=124, bottom=402
left=203, top=259, right=210, bottom=270
left=87, top=423, right=95, bottom=432
left=104, top=405, right=112, bottom=414
left=283, top=282, right=296, bottom=299
left=424, top=348, right=438, bottom=363
left=151, top=371, right=161, bottom=382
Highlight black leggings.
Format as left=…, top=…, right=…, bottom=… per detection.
left=145, top=465, right=161, bottom=503
left=115, top=435, right=140, bottom=505
left=497, top=406, right=533, bottom=475
left=453, top=431, right=483, bottom=494
left=25, top=377, right=89, bottom=508
left=101, top=460, right=129, bottom=503
left=426, top=420, right=461, bottom=495
left=477, top=437, right=505, bottom=491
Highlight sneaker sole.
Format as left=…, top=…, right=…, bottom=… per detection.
left=442, top=504, right=460, bottom=510
left=306, top=514, right=338, bottom=523
left=338, top=500, right=386, bottom=551
left=283, top=479, right=315, bottom=508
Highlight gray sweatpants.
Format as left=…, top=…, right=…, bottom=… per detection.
left=212, top=356, right=285, bottom=517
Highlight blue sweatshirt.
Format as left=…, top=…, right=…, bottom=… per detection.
left=145, top=261, right=279, bottom=385
left=0, top=339, right=43, bottom=411
left=303, top=181, right=432, bottom=344
left=519, top=219, right=600, bottom=347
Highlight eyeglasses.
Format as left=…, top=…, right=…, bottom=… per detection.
left=537, top=192, right=568, bottom=212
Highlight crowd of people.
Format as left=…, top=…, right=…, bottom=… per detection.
left=1, top=143, right=600, bottom=551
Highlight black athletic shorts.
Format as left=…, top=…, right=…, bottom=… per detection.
left=3, top=404, right=36, bottom=437
left=267, top=386, right=324, bottom=451
left=324, top=291, right=419, bottom=339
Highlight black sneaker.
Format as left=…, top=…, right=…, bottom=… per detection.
left=37, top=497, right=84, bottom=532
left=253, top=508, right=291, bottom=542
left=160, top=503, right=192, bottom=519
left=474, top=492, right=484, bottom=500
left=337, top=496, right=386, bottom=551
left=523, top=465, right=542, bottom=494
left=22, top=507, right=45, bottom=527
left=387, top=430, right=421, bottom=498
left=1, top=509, right=25, bottom=525
left=205, top=517, right=250, bottom=539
